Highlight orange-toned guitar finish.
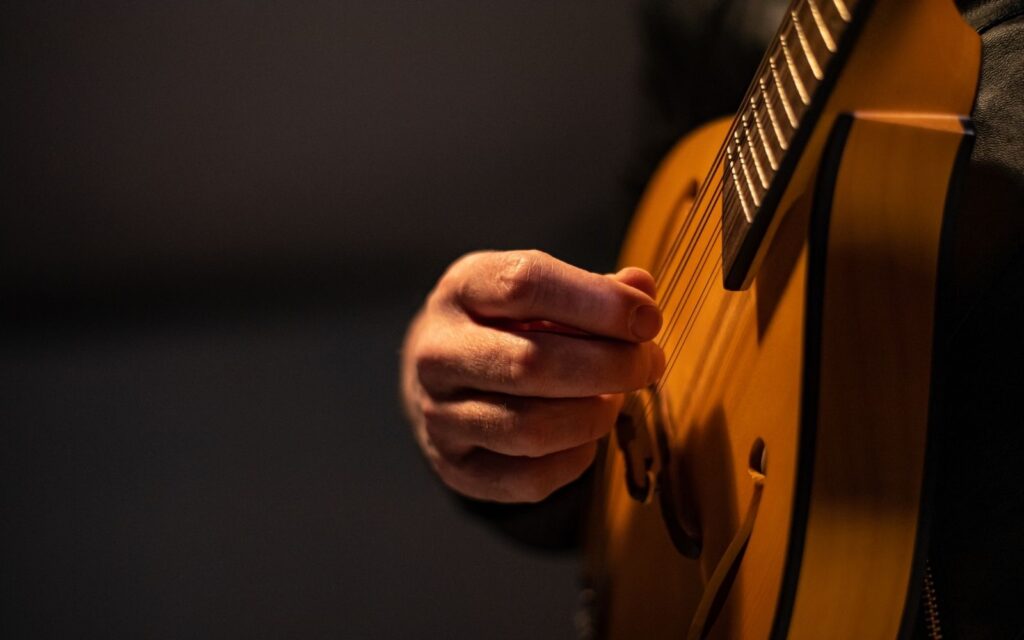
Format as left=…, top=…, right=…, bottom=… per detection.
left=585, top=1, right=981, bottom=638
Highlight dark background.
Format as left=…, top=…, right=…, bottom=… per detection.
left=1, top=2, right=643, bottom=638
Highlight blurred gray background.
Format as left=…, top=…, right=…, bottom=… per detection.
left=1, top=2, right=643, bottom=638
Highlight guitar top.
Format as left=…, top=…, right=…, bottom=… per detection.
left=585, top=1, right=981, bottom=638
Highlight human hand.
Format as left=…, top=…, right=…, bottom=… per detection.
left=401, top=250, right=664, bottom=503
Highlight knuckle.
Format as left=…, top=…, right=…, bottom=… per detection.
left=420, top=403, right=461, bottom=456
left=419, top=396, right=445, bottom=425
left=467, top=400, right=514, bottom=444
left=438, top=251, right=488, bottom=302
left=492, top=402, right=523, bottom=438
left=447, top=250, right=488, bottom=280
left=480, top=399, right=548, bottom=459
left=413, top=340, right=452, bottom=390
left=505, top=338, right=543, bottom=388
left=497, top=251, right=545, bottom=308
left=436, top=251, right=483, bottom=307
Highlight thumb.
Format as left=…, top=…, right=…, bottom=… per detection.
left=610, top=266, right=657, bottom=299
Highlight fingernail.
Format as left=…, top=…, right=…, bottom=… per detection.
left=629, top=304, right=662, bottom=340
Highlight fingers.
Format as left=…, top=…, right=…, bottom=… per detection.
left=446, top=250, right=662, bottom=342
left=436, top=441, right=599, bottom=503
left=405, top=250, right=666, bottom=502
left=423, top=394, right=620, bottom=458
left=612, top=266, right=657, bottom=298
left=415, top=320, right=665, bottom=398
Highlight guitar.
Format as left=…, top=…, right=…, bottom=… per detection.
left=584, top=0, right=980, bottom=638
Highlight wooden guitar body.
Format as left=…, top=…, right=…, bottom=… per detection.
left=585, top=1, right=981, bottom=638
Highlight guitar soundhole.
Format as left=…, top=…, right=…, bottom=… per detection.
left=615, top=388, right=702, bottom=558
left=614, top=411, right=654, bottom=504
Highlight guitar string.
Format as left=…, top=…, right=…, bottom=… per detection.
left=613, top=162, right=722, bottom=421
left=644, top=262, right=724, bottom=433
left=657, top=215, right=723, bottom=389
left=650, top=181, right=724, bottom=363
left=641, top=5, right=797, bottom=301
left=646, top=30, right=791, bottom=333
left=647, top=4, right=811, bottom=371
left=624, top=192, right=723, bottom=422
left=621, top=0, right=821, bottom=422
left=620, top=135, right=731, bottom=417
left=639, top=218, right=723, bottom=424
left=650, top=13, right=804, bottom=354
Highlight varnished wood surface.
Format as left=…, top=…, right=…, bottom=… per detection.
left=586, top=0, right=981, bottom=637
left=785, top=112, right=970, bottom=639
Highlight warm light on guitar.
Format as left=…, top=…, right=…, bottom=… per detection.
left=584, top=1, right=981, bottom=638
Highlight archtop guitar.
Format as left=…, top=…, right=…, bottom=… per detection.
left=585, top=1, right=981, bottom=638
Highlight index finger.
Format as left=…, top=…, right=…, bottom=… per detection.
left=447, top=250, right=661, bottom=342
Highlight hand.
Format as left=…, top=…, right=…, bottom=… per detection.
left=401, top=250, right=665, bottom=503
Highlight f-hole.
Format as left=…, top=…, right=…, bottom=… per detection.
left=687, top=438, right=768, bottom=640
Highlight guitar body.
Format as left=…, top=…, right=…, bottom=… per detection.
left=585, top=1, right=981, bottom=638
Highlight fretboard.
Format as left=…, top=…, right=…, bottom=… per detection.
left=721, top=0, right=867, bottom=290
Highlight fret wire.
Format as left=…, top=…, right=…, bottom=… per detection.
left=646, top=1, right=860, bottom=395
left=718, top=0, right=861, bottom=246
left=806, top=0, right=837, bottom=51
left=769, top=57, right=799, bottom=127
left=758, top=77, right=790, bottom=150
left=750, top=96, right=779, bottom=169
left=833, top=0, right=852, bottom=22
left=737, top=130, right=761, bottom=200
left=768, top=72, right=795, bottom=143
left=727, top=149, right=753, bottom=221
left=742, top=114, right=770, bottom=188
left=779, top=33, right=811, bottom=105
left=729, top=149, right=753, bottom=219
left=735, top=132, right=762, bottom=210
left=791, top=9, right=824, bottom=80
left=749, top=95, right=778, bottom=169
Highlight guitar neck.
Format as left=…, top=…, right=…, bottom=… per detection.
left=721, top=0, right=869, bottom=290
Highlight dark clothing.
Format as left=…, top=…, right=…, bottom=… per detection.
left=463, top=1, right=1024, bottom=637
left=927, top=3, right=1024, bottom=638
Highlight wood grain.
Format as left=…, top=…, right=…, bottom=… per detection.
left=585, top=0, right=981, bottom=637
